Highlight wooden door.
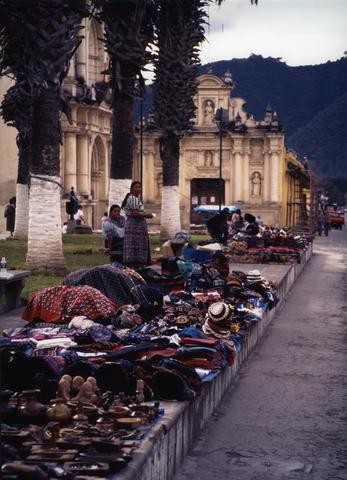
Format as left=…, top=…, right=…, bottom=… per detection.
left=190, top=178, right=225, bottom=224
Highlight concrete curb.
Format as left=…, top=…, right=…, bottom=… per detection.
left=115, top=243, right=313, bottom=480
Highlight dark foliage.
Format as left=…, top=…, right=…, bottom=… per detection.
left=0, top=0, right=86, bottom=175
left=152, top=0, right=207, bottom=186
left=95, top=0, right=155, bottom=179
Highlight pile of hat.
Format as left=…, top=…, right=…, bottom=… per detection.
left=246, top=270, right=264, bottom=284
left=202, top=302, right=235, bottom=339
left=226, top=270, right=247, bottom=287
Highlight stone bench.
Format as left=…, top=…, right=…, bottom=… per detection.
left=0, top=270, right=31, bottom=313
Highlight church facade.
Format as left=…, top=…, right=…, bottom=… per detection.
left=135, top=72, right=310, bottom=230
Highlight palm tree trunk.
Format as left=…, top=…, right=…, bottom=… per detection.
left=26, top=175, right=66, bottom=273
left=14, top=185, right=29, bottom=240
left=160, top=134, right=181, bottom=239
left=108, top=78, right=135, bottom=207
left=152, top=0, right=206, bottom=239
left=14, top=132, right=30, bottom=239
left=25, top=88, right=67, bottom=274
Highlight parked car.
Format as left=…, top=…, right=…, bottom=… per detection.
left=327, top=205, right=345, bottom=229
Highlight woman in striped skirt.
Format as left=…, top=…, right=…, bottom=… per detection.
left=121, top=181, right=153, bottom=269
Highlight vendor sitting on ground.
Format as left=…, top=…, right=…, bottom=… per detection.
left=102, top=204, right=125, bottom=263
left=206, top=208, right=230, bottom=245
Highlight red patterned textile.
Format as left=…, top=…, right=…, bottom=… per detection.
left=22, top=285, right=119, bottom=324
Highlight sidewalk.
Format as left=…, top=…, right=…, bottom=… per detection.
left=174, top=231, right=347, bottom=480
left=0, top=307, right=25, bottom=330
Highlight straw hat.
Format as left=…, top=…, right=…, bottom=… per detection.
left=246, top=269, right=264, bottom=283
left=207, top=302, right=234, bottom=323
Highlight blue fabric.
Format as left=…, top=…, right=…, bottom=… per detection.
left=200, top=370, right=220, bottom=382
left=178, top=326, right=207, bottom=339
left=88, top=324, right=113, bottom=342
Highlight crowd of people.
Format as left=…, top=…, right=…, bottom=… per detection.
left=203, top=207, right=315, bottom=264
left=206, top=208, right=263, bottom=245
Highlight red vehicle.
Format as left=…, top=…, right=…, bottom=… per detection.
left=327, top=205, right=345, bottom=229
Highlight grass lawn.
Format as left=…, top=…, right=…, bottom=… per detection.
left=0, top=233, right=208, bottom=300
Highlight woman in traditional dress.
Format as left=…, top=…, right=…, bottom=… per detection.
left=121, top=181, right=153, bottom=269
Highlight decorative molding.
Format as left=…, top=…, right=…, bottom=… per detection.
left=196, top=167, right=219, bottom=175
left=250, top=157, right=264, bottom=165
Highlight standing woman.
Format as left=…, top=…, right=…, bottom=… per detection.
left=4, top=197, right=16, bottom=237
left=121, top=181, right=153, bottom=269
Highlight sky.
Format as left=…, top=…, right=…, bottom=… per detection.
left=201, top=0, right=347, bottom=67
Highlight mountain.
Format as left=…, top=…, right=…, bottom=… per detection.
left=287, top=92, right=347, bottom=177
left=138, top=55, right=347, bottom=178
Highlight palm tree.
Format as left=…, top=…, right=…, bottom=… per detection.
left=0, top=0, right=86, bottom=273
left=152, top=0, right=258, bottom=239
left=1, top=82, right=32, bottom=239
left=152, top=0, right=207, bottom=239
left=95, top=0, right=154, bottom=206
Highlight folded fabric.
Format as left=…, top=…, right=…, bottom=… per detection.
left=68, top=316, right=95, bottom=330
left=30, top=338, right=77, bottom=349
left=197, top=243, right=222, bottom=251
left=87, top=324, right=113, bottom=342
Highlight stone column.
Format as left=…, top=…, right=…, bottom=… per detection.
left=76, top=134, right=89, bottom=195
left=270, top=150, right=280, bottom=203
left=143, top=151, right=155, bottom=203
left=233, top=137, right=243, bottom=203
left=263, top=150, right=271, bottom=202
left=229, top=154, right=235, bottom=202
left=233, top=151, right=243, bottom=203
left=76, top=19, right=87, bottom=81
left=64, top=132, right=77, bottom=190
left=242, top=150, right=250, bottom=202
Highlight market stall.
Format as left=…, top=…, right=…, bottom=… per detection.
left=0, top=259, right=285, bottom=478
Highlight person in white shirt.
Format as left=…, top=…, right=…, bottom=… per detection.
left=74, top=207, right=85, bottom=225
left=101, top=211, right=108, bottom=228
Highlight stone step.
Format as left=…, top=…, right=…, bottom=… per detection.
left=189, top=224, right=208, bottom=234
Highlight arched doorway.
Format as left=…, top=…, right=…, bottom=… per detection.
left=91, top=136, right=106, bottom=229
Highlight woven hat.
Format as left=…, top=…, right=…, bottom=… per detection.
left=226, top=275, right=243, bottom=287
left=247, top=269, right=263, bottom=283
left=207, top=302, right=234, bottom=323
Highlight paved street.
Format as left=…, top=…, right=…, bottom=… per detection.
left=175, top=228, right=347, bottom=480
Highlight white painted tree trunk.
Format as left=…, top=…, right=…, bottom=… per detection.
left=25, top=176, right=67, bottom=273
left=14, top=183, right=29, bottom=239
left=160, top=186, right=181, bottom=239
left=108, top=178, right=132, bottom=211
